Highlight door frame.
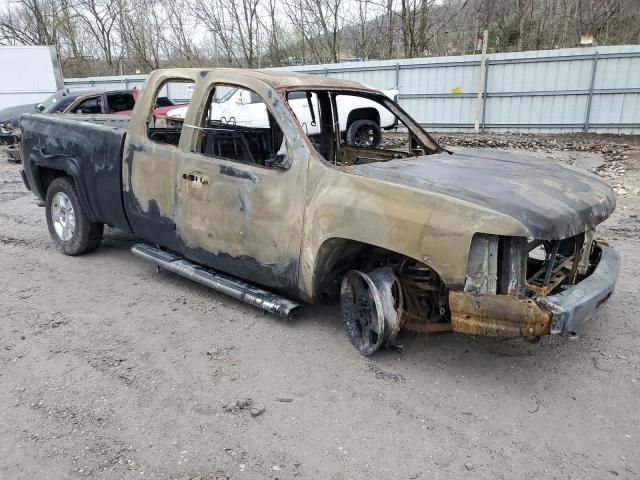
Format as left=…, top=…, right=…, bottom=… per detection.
left=174, top=73, right=314, bottom=295
left=122, top=69, right=203, bottom=250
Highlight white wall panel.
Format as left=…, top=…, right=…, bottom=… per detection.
left=0, top=46, right=64, bottom=109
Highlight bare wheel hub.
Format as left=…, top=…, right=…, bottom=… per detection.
left=352, top=124, right=380, bottom=147
left=51, top=192, right=76, bottom=241
left=341, top=268, right=403, bottom=355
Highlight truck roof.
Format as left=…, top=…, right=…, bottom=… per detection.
left=155, top=68, right=372, bottom=91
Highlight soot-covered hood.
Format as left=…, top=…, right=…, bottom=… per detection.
left=348, top=148, right=616, bottom=240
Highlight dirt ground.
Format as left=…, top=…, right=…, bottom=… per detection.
left=1, top=133, right=639, bottom=480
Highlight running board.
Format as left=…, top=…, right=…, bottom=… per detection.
left=131, top=243, right=300, bottom=318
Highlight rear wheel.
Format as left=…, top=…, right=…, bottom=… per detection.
left=346, top=119, right=382, bottom=148
left=45, top=176, right=103, bottom=255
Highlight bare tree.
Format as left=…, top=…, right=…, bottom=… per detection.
left=72, top=0, right=121, bottom=70
left=399, top=0, right=437, bottom=57
left=283, top=0, right=343, bottom=63
left=190, top=0, right=261, bottom=67
left=118, top=0, right=162, bottom=71
left=0, top=0, right=60, bottom=45
left=1, top=0, right=640, bottom=76
left=162, top=0, right=199, bottom=65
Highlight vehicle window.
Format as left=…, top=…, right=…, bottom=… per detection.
left=247, top=91, right=262, bottom=104
left=50, top=96, right=75, bottom=113
left=333, top=93, right=405, bottom=152
left=38, top=91, right=64, bottom=113
left=71, top=96, right=102, bottom=114
left=158, top=81, right=194, bottom=105
left=107, top=93, right=135, bottom=113
left=287, top=91, right=307, bottom=100
left=334, top=92, right=430, bottom=166
left=286, top=90, right=435, bottom=166
left=192, top=85, right=288, bottom=169
left=286, top=90, right=334, bottom=163
left=147, top=79, right=195, bottom=146
left=154, top=96, right=174, bottom=108
left=215, top=87, right=237, bottom=103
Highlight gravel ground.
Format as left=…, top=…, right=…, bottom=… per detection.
left=1, top=134, right=639, bottom=480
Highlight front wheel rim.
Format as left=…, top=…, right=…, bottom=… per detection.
left=51, top=192, right=76, bottom=241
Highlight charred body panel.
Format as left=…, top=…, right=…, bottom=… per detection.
left=123, top=140, right=181, bottom=251
left=347, top=149, right=616, bottom=240
left=121, top=70, right=203, bottom=252
left=20, top=114, right=131, bottom=232
left=177, top=241, right=300, bottom=296
left=176, top=70, right=311, bottom=297
left=301, top=156, right=534, bottom=298
left=121, top=69, right=309, bottom=296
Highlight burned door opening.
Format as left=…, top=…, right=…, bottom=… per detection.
left=173, top=79, right=309, bottom=295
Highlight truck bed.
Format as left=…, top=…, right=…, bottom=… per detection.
left=20, top=113, right=131, bottom=232
left=52, top=113, right=131, bottom=130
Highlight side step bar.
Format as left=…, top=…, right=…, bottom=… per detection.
left=131, top=243, right=300, bottom=318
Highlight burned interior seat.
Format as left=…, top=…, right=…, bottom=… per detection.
left=201, top=127, right=253, bottom=163
left=200, top=124, right=283, bottom=166
left=147, top=128, right=182, bottom=146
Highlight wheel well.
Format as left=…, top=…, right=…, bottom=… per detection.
left=346, top=108, right=380, bottom=129
left=313, top=239, right=365, bottom=298
left=313, top=238, right=449, bottom=326
left=312, top=238, right=443, bottom=300
left=38, top=167, right=69, bottom=195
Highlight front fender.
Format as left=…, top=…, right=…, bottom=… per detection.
left=299, top=158, right=531, bottom=300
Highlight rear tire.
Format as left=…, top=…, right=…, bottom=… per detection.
left=346, top=119, right=382, bottom=148
left=45, top=176, right=103, bottom=255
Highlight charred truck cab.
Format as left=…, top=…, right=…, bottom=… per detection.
left=19, top=68, right=620, bottom=356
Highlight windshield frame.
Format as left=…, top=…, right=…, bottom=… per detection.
left=280, top=86, right=444, bottom=165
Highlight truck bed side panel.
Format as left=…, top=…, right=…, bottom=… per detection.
left=21, top=114, right=131, bottom=232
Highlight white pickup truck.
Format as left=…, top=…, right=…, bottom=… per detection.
left=164, top=85, right=399, bottom=148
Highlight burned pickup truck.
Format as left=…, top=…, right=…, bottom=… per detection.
left=20, top=68, right=619, bottom=355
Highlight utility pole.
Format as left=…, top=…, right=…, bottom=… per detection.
left=474, top=29, right=488, bottom=133
left=213, top=33, right=219, bottom=66
left=257, top=23, right=261, bottom=68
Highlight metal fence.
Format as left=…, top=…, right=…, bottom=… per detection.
left=65, top=45, right=640, bottom=134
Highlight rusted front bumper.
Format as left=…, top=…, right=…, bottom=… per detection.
left=449, top=245, right=620, bottom=337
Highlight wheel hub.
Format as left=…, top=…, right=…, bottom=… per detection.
left=51, top=192, right=76, bottom=241
left=354, top=126, right=375, bottom=146
left=341, top=268, right=403, bottom=355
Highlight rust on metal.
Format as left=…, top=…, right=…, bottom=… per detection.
left=403, top=321, right=452, bottom=333
left=449, top=290, right=551, bottom=337
left=525, top=256, right=574, bottom=297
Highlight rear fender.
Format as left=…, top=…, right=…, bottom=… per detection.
left=346, top=107, right=380, bottom=128
left=29, top=147, right=98, bottom=222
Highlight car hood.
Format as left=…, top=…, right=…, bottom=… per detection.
left=0, top=103, right=37, bottom=125
left=166, top=105, right=187, bottom=119
left=347, top=148, right=616, bottom=240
